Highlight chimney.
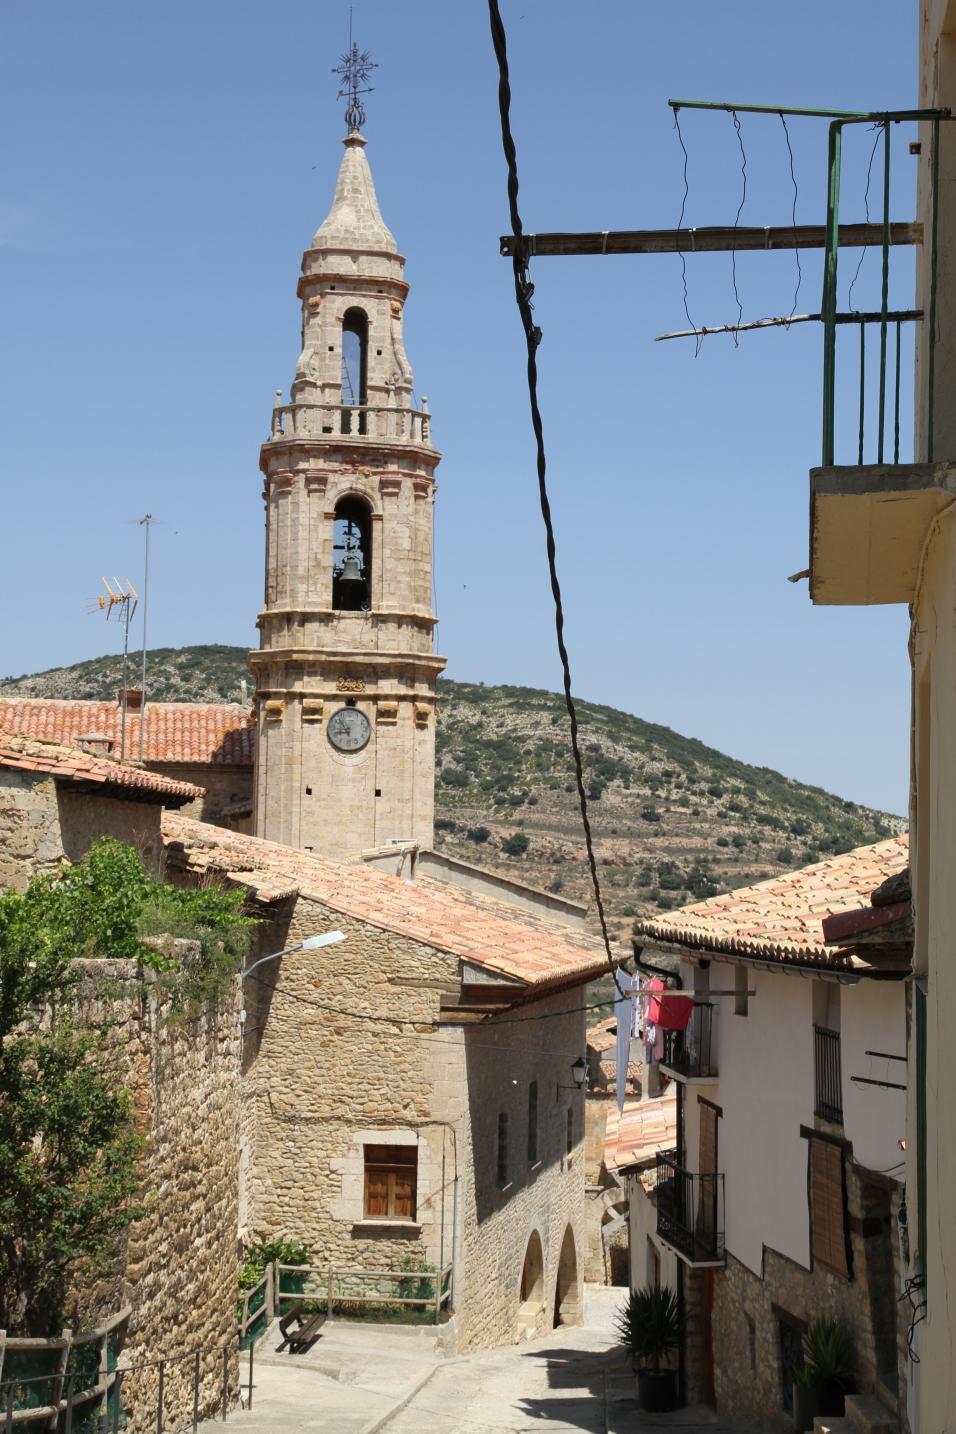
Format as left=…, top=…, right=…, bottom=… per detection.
left=76, top=732, right=114, bottom=756
left=117, top=688, right=143, bottom=711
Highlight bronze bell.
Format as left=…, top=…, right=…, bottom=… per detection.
left=339, top=553, right=365, bottom=587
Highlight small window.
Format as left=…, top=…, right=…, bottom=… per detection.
left=363, top=1143, right=417, bottom=1221
left=527, top=1081, right=539, bottom=1164
left=566, top=1107, right=574, bottom=1156
left=734, top=964, right=749, bottom=1017
left=341, top=307, right=368, bottom=433
left=497, top=1112, right=509, bottom=1187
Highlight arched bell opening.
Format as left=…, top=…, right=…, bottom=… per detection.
left=332, top=496, right=372, bottom=611
left=341, top=308, right=369, bottom=435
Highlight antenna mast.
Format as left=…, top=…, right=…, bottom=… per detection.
left=137, top=515, right=153, bottom=761
left=90, top=578, right=139, bottom=762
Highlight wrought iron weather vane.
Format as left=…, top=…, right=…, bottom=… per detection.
left=332, top=13, right=378, bottom=133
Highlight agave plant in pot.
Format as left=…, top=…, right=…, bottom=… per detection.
left=615, top=1284, right=683, bottom=1413
left=793, top=1315, right=855, bottom=1428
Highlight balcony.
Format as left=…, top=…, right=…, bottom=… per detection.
left=659, top=1002, right=717, bottom=1082
left=814, top=1025, right=843, bottom=1124
left=655, top=1150, right=725, bottom=1267
left=268, top=402, right=431, bottom=446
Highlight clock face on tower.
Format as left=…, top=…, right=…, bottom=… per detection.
left=327, top=707, right=371, bottom=753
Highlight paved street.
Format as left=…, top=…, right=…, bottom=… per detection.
left=202, top=1287, right=742, bottom=1434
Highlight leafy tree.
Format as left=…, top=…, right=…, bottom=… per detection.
left=466, top=826, right=491, bottom=844
left=0, top=839, right=252, bottom=1335
left=503, top=833, right=529, bottom=857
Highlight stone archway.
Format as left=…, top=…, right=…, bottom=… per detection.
left=517, top=1229, right=546, bottom=1340
left=553, top=1223, right=582, bottom=1327
left=519, top=1228, right=545, bottom=1304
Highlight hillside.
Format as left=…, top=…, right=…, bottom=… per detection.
left=0, top=646, right=903, bottom=940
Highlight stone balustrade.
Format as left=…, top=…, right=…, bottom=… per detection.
left=269, top=403, right=431, bottom=445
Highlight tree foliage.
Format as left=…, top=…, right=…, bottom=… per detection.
left=0, top=839, right=253, bottom=1335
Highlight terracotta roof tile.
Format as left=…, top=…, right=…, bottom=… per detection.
left=635, top=836, right=909, bottom=970
left=0, top=699, right=253, bottom=766
left=162, top=813, right=623, bottom=989
left=0, top=735, right=203, bottom=802
left=604, top=1094, right=677, bottom=1175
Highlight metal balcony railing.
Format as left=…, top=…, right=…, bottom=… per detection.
left=660, top=1002, right=716, bottom=1079
left=820, top=109, right=954, bottom=466
left=814, top=1025, right=843, bottom=1124
left=655, top=1150, right=725, bottom=1265
left=269, top=402, right=431, bottom=445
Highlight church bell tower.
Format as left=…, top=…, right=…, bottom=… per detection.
left=250, top=105, right=444, bottom=860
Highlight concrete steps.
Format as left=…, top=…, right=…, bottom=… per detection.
left=844, top=1393, right=899, bottom=1434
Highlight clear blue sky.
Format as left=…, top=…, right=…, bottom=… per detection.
left=0, top=1, right=916, bottom=814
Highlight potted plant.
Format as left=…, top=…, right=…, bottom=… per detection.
left=615, top=1284, right=683, bottom=1413
left=794, top=1315, right=855, bottom=1425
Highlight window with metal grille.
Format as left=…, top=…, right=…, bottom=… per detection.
left=527, top=1081, right=538, bottom=1164
left=363, top=1144, right=417, bottom=1221
left=497, top=1112, right=509, bottom=1187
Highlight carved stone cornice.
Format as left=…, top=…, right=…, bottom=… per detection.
left=379, top=474, right=403, bottom=499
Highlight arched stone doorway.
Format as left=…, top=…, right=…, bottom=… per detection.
left=517, top=1229, right=546, bottom=1340
left=553, top=1224, right=582, bottom=1327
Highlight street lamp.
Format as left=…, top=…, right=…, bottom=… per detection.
left=556, top=1056, right=589, bottom=1099
left=241, top=930, right=345, bottom=983
left=239, top=932, right=345, bottom=1050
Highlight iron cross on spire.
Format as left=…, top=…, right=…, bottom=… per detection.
left=332, top=13, right=378, bottom=133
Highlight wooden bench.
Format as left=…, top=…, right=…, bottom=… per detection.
left=278, top=1301, right=326, bottom=1353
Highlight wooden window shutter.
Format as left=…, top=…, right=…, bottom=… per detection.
left=365, top=1168, right=389, bottom=1218
left=809, top=1137, right=850, bottom=1278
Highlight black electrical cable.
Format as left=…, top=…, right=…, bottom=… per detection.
left=848, top=124, right=884, bottom=312
left=672, top=107, right=702, bottom=357
left=730, top=109, right=747, bottom=347
left=487, top=0, right=623, bottom=998
left=779, top=113, right=803, bottom=322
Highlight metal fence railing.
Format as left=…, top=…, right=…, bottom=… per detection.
left=275, top=1262, right=453, bottom=1327
left=0, top=1338, right=253, bottom=1433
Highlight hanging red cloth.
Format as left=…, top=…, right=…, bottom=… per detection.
left=648, top=980, right=693, bottom=1032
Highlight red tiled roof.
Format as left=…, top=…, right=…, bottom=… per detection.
left=634, top=836, right=909, bottom=971
left=162, top=813, right=624, bottom=990
left=0, top=699, right=253, bottom=766
left=587, top=1015, right=641, bottom=1096
left=604, top=1093, right=677, bottom=1175
left=0, top=735, right=204, bottom=802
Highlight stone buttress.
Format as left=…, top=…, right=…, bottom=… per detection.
left=250, top=130, right=444, bottom=859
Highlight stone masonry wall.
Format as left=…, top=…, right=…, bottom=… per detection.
left=241, top=897, right=451, bottom=1281
left=430, top=987, right=588, bottom=1353
left=147, top=763, right=252, bottom=826
left=239, top=893, right=588, bottom=1353
left=709, top=1160, right=906, bottom=1431
left=72, top=949, right=241, bottom=1431
left=0, top=770, right=164, bottom=891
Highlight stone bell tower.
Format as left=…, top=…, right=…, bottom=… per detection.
left=250, top=125, right=444, bottom=860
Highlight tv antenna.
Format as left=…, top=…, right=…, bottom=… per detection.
left=89, top=577, right=139, bottom=762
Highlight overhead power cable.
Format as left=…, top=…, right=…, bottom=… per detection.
left=672, top=107, right=702, bottom=356
left=779, top=113, right=803, bottom=321
left=730, top=109, right=747, bottom=346
left=487, top=0, right=623, bottom=998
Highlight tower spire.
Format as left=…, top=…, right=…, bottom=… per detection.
left=332, top=10, right=377, bottom=133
